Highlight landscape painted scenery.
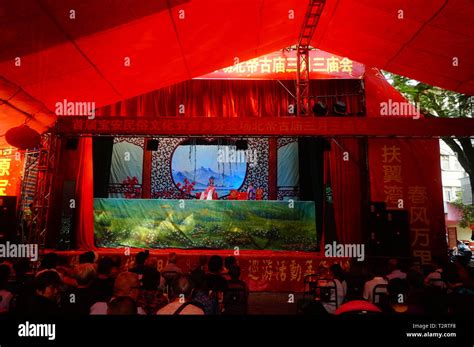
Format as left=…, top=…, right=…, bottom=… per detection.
left=171, top=145, right=247, bottom=196
left=94, top=199, right=318, bottom=251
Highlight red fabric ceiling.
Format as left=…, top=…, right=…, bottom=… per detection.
left=0, top=0, right=472, bottom=146
left=312, top=0, right=474, bottom=95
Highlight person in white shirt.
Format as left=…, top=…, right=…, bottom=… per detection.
left=90, top=271, right=146, bottom=315
left=157, top=274, right=204, bottom=315
left=424, top=258, right=446, bottom=289
left=363, top=264, right=388, bottom=304
left=386, top=258, right=407, bottom=281
left=321, top=264, right=347, bottom=314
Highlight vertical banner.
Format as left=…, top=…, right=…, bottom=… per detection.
left=368, top=139, right=446, bottom=263
left=0, top=148, right=23, bottom=197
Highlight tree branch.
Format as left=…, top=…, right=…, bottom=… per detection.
left=442, top=137, right=471, bottom=175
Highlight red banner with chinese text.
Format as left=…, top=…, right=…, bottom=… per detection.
left=196, top=50, right=364, bottom=80
left=0, top=148, right=23, bottom=197
left=368, top=139, right=446, bottom=263
left=53, top=250, right=349, bottom=292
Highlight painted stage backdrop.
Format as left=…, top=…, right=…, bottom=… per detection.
left=94, top=199, right=317, bottom=251
left=171, top=144, right=247, bottom=196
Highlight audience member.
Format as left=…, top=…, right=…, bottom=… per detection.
left=90, top=257, right=115, bottom=302
left=424, top=257, right=446, bottom=289
left=107, top=296, right=137, bottom=315
left=223, top=265, right=248, bottom=315
left=79, top=251, right=96, bottom=264
left=162, top=252, right=182, bottom=274
left=222, top=256, right=237, bottom=280
left=386, top=258, right=407, bottom=280
left=206, top=255, right=228, bottom=293
left=321, top=264, right=347, bottom=314
left=190, top=268, right=215, bottom=315
left=363, top=263, right=388, bottom=304
left=21, top=270, right=61, bottom=314
left=61, top=263, right=96, bottom=314
left=157, top=275, right=204, bottom=315
left=137, top=267, right=168, bottom=315
left=0, top=264, right=13, bottom=313
left=90, top=272, right=145, bottom=315
left=130, top=251, right=148, bottom=276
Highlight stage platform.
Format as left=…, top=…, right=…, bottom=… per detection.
left=45, top=248, right=349, bottom=292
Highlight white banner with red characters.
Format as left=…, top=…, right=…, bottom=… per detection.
left=196, top=50, right=364, bottom=80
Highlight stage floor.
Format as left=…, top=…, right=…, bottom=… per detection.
left=45, top=248, right=349, bottom=292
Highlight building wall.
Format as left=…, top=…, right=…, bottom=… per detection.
left=439, top=140, right=468, bottom=209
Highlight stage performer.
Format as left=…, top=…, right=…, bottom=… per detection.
left=247, top=183, right=256, bottom=200
left=200, top=176, right=218, bottom=200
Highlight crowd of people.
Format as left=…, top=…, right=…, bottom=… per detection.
left=0, top=252, right=248, bottom=315
left=302, top=256, right=474, bottom=316
left=0, top=250, right=473, bottom=316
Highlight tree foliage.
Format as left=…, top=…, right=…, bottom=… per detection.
left=384, top=71, right=474, bottom=207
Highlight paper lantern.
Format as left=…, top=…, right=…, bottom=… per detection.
left=5, top=125, right=41, bottom=149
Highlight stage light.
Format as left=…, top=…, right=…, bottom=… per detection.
left=235, top=140, right=248, bottom=150
left=312, top=101, right=327, bottom=116
left=334, top=100, right=347, bottom=116
left=146, top=139, right=159, bottom=151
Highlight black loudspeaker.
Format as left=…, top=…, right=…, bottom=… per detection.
left=64, top=137, right=79, bottom=150
left=146, top=139, right=159, bottom=151
left=384, top=210, right=410, bottom=258
left=235, top=140, right=248, bottom=151
left=369, top=201, right=386, bottom=215
left=57, top=181, right=76, bottom=250
left=0, top=196, right=17, bottom=242
left=368, top=205, right=410, bottom=258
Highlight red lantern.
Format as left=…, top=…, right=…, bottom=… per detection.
left=5, top=125, right=41, bottom=149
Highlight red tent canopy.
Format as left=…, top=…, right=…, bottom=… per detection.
left=0, top=0, right=472, bottom=146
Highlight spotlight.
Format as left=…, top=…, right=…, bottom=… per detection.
left=334, top=100, right=347, bottom=116
left=312, top=101, right=328, bottom=116
left=235, top=140, right=248, bottom=151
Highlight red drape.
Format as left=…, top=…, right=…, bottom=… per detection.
left=75, top=137, right=95, bottom=250
left=328, top=138, right=364, bottom=245
left=48, top=137, right=95, bottom=249
left=97, top=79, right=364, bottom=118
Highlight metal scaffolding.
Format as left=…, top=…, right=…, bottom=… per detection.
left=25, top=133, right=58, bottom=247
left=296, top=0, right=325, bottom=117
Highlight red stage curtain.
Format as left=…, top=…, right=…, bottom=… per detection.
left=97, top=79, right=363, bottom=118
left=75, top=137, right=95, bottom=250
left=328, top=138, right=364, bottom=245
